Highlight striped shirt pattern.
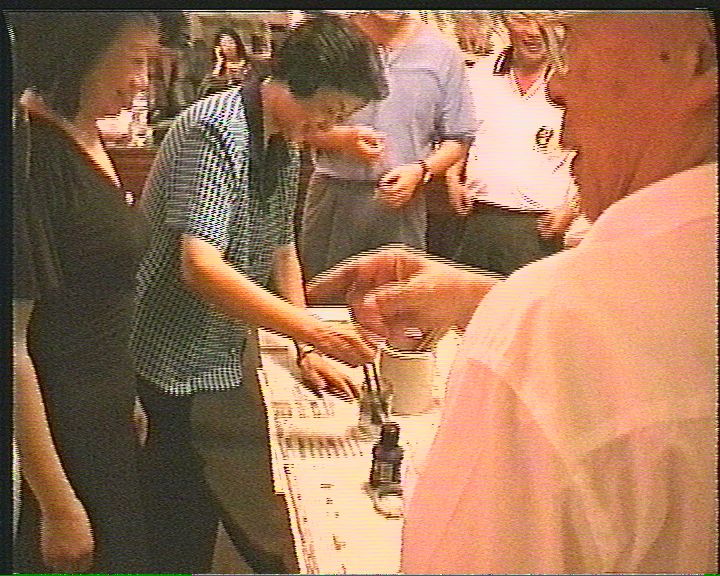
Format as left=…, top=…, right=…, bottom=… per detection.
left=131, top=86, right=299, bottom=395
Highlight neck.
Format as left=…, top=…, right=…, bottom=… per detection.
left=355, top=15, right=418, bottom=48
left=581, top=116, right=716, bottom=221
left=512, top=55, right=547, bottom=76
left=631, top=120, right=716, bottom=193
left=20, top=90, right=100, bottom=147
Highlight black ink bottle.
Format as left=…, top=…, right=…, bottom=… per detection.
left=370, top=422, right=403, bottom=489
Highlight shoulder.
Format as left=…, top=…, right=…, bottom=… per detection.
left=411, top=25, right=464, bottom=64
left=17, top=115, right=83, bottom=191
left=25, top=116, right=77, bottom=159
left=415, top=24, right=456, bottom=51
left=166, top=87, right=249, bottom=151
left=181, top=87, right=246, bottom=132
left=463, top=249, right=577, bottom=369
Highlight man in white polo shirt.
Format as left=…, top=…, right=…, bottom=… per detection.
left=449, top=11, right=574, bottom=276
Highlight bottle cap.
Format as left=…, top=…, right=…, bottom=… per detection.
left=380, top=422, right=400, bottom=448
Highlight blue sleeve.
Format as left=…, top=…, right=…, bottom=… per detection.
left=437, top=47, right=478, bottom=144
left=164, top=121, right=246, bottom=254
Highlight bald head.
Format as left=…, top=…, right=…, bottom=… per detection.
left=548, top=10, right=717, bottom=220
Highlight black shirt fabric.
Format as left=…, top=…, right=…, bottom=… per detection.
left=13, top=114, right=149, bottom=572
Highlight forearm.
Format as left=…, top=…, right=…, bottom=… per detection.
left=182, top=235, right=321, bottom=343
left=424, top=140, right=469, bottom=177
left=445, top=158, right=466, bottom=184
left=271, top=243, right=307, bottom=308
left=13, top=301, right=80, bottom=516
left=304, top=126, right=358, bottom=153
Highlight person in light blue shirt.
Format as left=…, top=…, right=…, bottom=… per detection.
left=300, top=11, right=477, bottom=283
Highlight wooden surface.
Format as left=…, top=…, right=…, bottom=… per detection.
left=106, top=146, right=157, bottom=200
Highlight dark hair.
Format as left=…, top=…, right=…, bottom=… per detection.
left=212, top=26, right=248, bottom=67
left=272, top=13, right=388, bottom=103
left=8, top=11, right=158, bottom=120
left=154, top=11, right=190, bottom=49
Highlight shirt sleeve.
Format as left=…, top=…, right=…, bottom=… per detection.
left=164, top=121, right=242, bottom=254
left=436, top=47, right=478, bottom=144
left=13, top=124, right=63, bottom=300
left=270, top=143, right=300, bottom=246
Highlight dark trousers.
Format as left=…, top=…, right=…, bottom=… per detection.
left=138, top=338, right=299, bottom=574
left=300, top=172, right=428, bottom=284
left=137, top=381, right=218, bottom=574
left=454, top=202, right=562, bottom=277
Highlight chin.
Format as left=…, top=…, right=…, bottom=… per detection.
left=569, top=153, right=584, bottom=184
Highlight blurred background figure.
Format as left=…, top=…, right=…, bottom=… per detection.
left=452, top=11, right=495, bottom=56
left=197, top=26, right=251, bottom=99
left=449, top=11, right=574, bottom=277
left=420, top=10, right=495, bottom=57
left=148, top=12, right=205, bottom=143
left=10, top=11, right=159, bottom=573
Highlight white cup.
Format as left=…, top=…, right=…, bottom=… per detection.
left=379, top=347, right=435, bottom=415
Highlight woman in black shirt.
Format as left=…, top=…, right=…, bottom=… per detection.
left=11, top=12, right=159, bottom=573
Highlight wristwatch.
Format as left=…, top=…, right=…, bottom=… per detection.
left=416, top=159, right=434, bottom=185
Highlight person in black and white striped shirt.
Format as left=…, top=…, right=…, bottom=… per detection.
left=131, top=13, right=388, bottom=574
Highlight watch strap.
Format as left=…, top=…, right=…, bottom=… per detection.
left=417, top=159, right=433, bottom=184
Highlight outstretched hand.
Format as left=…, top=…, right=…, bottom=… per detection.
left=307, top=245, right=501, bottom=339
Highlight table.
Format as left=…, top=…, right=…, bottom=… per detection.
left=257, top=308, right=461, bottom=574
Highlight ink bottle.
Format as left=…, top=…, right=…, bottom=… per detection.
left=370, top=422, right=403, bottom=489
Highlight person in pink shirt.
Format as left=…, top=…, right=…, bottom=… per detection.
left=309, top=11, right=717, bottom=574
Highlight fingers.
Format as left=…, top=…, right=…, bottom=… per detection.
left=359, top=282, right=425, bottom=336
left=537, top=213, right=552, bottom=237
left=299, top=356, right=359, bottom=401
left=376, top=165, right=420, bottom=207
left=449, top=181, right=476, bottom=216
left=356, top=140, right=384, bottom=163
left=378, top=168, right=400, bottom=188
left=353, top=268, right=455, bottom=337
left=308, top=246, right=418, bottom=303
left=356, top=128, right=385, bottom=162
left=452, top=193, right=473, bottom=216
left=537, top=212, right=570, bottom=239
left=314, top=323, right=376, bottom=366
left=307, top=260, right=360, bottom=302
left=309, top=247, right=433, bottom=338
left=299, top=361, right=327, bottom=397
left=461, top=189, right=475, bottom=215
left=349, top=290, right=394, bottom=338
left=324, top=371, right=358, bottom=401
